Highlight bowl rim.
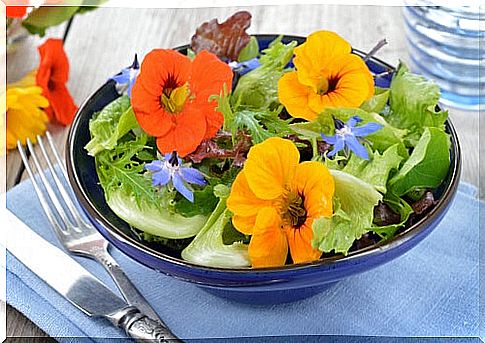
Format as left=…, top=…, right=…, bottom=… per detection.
left=66, top=33, right=462, bottom=275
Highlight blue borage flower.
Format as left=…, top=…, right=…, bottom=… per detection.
left=110, top=54, right=140, bottom=97
left=145, top=152, right=207, bottom=202
left=321, top=116, right=383, bottom=160
left=228, top=57, right=260, bottom=76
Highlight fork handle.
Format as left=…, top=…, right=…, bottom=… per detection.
left=94, top=250, right=164, bottom=324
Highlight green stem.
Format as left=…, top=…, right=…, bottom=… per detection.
left=311, top=137, right=318, bottom=159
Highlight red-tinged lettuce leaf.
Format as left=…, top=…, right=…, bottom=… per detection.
left=186, top=131, right=252, bottom=167
left=191, top=11, right=252, bottom=61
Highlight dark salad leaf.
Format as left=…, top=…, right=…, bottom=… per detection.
left=191, top=11, right=252, bottom=61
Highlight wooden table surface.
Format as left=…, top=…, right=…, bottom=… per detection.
left=5, top=4, right=481, bottom=340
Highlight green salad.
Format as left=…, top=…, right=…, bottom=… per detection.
left=84, top=11, right=451, bottom=269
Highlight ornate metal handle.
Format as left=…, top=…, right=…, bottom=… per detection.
left=93, top=248, right=162, bottom=323
left=112, top=307, right=183, bottom=342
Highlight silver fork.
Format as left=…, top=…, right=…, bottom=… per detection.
left=17, top=132, right=163, bottom=324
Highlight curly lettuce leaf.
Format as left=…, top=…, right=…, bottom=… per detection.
left=95, top=135, right=207, bottom=239
left=389, top=127, right=451, bottom=197
left=338, top=143, right=403, bottom=193
left=213, top=89, right=292, bottom=144
left=85, top=95, right=139, bottom=156
left=231, top=36, right=297, bottom=110
left=387, top=63, right=448, bottom=145
left=312, top=170, right=382, bottom=255
left=181, top=185, right=250, bottom=268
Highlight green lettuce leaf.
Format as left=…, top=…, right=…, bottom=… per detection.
left=85, top=96, right=139, bottom=156
left=389, top=127, right=450, bottom=196
left=238, top=36, right=259, bottom=62
left=95, top=134, right=207, bottom=239
left=339, top=143, right=403, bottom=193
left=181, top=185, right=250, bottom=268
left=231, top=36, right=297, bottom=110
left=312, top=170, right=382, bottom=255
left=360, top=87, right=390, bottom=113
left=106, top=189, right=207, bottom=239
left=387, top=63, right=448, bottom=145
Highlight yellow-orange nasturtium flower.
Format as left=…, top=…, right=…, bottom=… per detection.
left=226, top=137, right=335, bottom=268
left=278, top=30, right=374, bottom=121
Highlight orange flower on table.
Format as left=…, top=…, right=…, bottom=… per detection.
left=6, top=6, right=29, bottom=18
left=36, top=38, right=78, bottom=126
left=131, top=49, right=233, bottom=157
left=2, top=73, right=49, bottom=151
left=278, top=30, right=374, bottom=121
left=226, top=137, right=335, bottom=268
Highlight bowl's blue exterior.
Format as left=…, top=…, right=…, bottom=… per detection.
left=66, top=35, right=461, bottom=305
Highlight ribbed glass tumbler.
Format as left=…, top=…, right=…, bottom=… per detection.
left=403, top=4, right=483, bottom=110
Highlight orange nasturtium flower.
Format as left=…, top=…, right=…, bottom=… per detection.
left=278, top=30, right=374, bottom=121
left=6, top=6, right=29, bottom=18
left=36, top=38, right=78, bottom=126
left=131, top=49, right=233, bottom=157
left=226, top=137, right=335, bottom=268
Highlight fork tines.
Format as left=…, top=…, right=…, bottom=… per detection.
left=17, top=132, right=88, bottom=235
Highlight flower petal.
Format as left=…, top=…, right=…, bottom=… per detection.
left=352, top=122, right=384, bottom=137
left=226, top=170, right=270, bottom=218
left=44, top=84, right=78, bottom=125
left=132, top=49, right=191, bottom=137
left=347, top=116, right=362, bottom=128
left=291, top=161, right=334, bottom=219
left=152, top=168, right=171, bottom=187
left=278, top=71, right=318, bottom=121
left=345, top=134, right=369, bottom=160
left=244, top=137, right=300, bottom=200
left=286, top=222, right=322, bottom=264
left=232, top=214, right=256, bottom=235
left=111, top=69, right=130, bottom=84
left=36, top=39, right=77, bottom=125
left=156, top=104, right=207, bottom=157
left=320, top=133, right=337, bottom=145
left=190, top=50, right=233, bottom=103
left=180, top=167, right=207, bottom=186
left=173, top=173, right=194, bottom=202
left=144, top=160, right=163, bottom=172
left=249, top=207, right=288, bottom=268
left=191, top=50, right=233, bottom=140
left=293, top=30, right=352, bottom=91
left=327, top=136, right=345, bottom=157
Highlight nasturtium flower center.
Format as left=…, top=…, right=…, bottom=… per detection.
left=316, top=77, right=329, bottom=95
left=160, top=83, right=190, bottom=113
left=281, top=191, right=307, bottom=228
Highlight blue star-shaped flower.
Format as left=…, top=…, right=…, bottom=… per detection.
left=228, top=57, right=260, bottom=76
left=144, top=152, right=207, bottom=202
left=110, top=54, right=140, bottom=97
left=321, top=116, right=383, bottom=160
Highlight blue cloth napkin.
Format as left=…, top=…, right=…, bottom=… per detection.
left=5, top=172, right=482, bottom=341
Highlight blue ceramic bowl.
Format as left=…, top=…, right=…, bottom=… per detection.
left=66, top=35, right=461, bottom=305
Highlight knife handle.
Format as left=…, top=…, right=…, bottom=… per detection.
left=116, top=307, right=183, bottom=342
